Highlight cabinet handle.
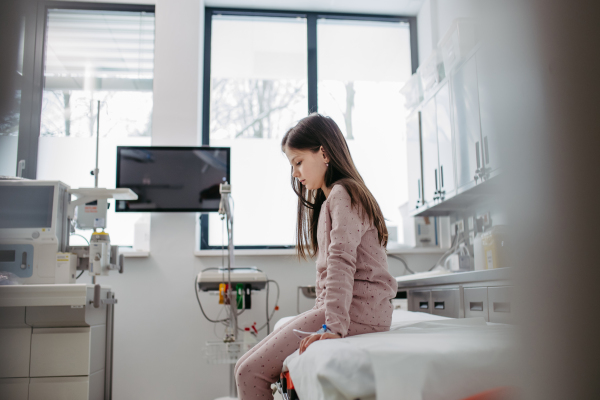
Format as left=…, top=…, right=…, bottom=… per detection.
left=475, top=141, right=481, bottom=169
left=93, top=284, right=101, bottom=308
left=493, top=302, right=511, bottom=313
left=417, top=179, right=421, bottom=200
left=470, top=301, right=484, bottom=311
left=434, top=169, right=438, bottom=191
left=483, top=136, right=490, bottom=165
left=434, top=301, right=445, bottom=310
left=440, top=165, right=444, bottom=188
left=419, top=301, right=429, bottom=309
left=17, top=160, right=26, bottom=178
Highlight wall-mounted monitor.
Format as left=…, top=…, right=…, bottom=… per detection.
left=116, top=146, right=230, bottom=212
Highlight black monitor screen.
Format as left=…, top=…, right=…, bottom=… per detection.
left=116, top=146, right=230, bottom=212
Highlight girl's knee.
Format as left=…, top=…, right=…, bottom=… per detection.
left=234, top=357, right=245, bottom=377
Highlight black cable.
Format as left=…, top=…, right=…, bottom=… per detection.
left=194, top=274, right=230, bottom=323
left=196, top=266, right=278, bottom=333
left=76, top=270, right=84, bottom=279
left=266, top=278, right=270, bottom=334
left=256, top=279, right=280, bottom=334
left=387, top=254, right=415, bottom=275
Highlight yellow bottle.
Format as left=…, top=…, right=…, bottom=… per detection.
left=481, top=226, right=508, bottom=269
left=219, top=283, right=226, bottom=304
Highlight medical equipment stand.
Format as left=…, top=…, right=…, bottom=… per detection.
left=216, top=182, right=239, bottom=400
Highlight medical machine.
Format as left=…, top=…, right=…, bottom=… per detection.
left=0, top=179, right=137, bottom=284
left=0, top=179, right=135, bottom=399
left=0, top=103, right=136, bottom=400
left=115, top=146, right=230, bottom=212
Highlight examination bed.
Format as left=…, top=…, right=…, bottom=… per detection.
left=273, top=309, right=517, bottom=400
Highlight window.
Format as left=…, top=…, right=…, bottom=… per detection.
left=33, top=4, right=155, bottom=246
left=317, top=19, right=413, bottom=244
left=202, top=9, right=416, bottom=249
left=206, top=15, right=307, bottom=247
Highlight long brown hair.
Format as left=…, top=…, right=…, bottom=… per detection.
left=281, top=113, right=388, bottom=260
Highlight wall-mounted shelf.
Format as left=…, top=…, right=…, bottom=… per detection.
left=411, top=174, right=501, bottom=217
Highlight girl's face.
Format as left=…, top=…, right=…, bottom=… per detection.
left=284, top=146, right=330, bottom=191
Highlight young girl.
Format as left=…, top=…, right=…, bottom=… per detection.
left=234, top=113, right=398, bottom=399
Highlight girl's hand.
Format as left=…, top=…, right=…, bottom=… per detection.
left=299, top=332, right=341, bottom=355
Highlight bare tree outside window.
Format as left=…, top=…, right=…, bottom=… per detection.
left=211, top=78, right=306, bottom=140
left=0, top=90, right=20, bottom=136
left=40, top=90, right=153, bottom=138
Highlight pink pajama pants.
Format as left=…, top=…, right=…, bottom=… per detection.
left=234, top=307, right=387, bottom=399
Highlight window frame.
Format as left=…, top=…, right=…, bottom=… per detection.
left=200, top=7, right=418, bottom=250
left=16, top=1, right=156, bottom=180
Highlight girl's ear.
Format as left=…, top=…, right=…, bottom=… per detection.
left=320, top=146, right=330, bottom=163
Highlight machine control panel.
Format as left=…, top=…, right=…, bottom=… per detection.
left=0, top=244, right=34, bottom=277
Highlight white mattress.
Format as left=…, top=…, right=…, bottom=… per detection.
left=281, top=310, right=517, bottom=400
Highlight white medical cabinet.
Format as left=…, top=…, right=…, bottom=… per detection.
left=0, top=284, right=115, bottom=400
left=400, top=268, right=513, bottom=323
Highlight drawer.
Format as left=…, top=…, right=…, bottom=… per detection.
left=431, top=289, right=460, bottom=318
left=29, top=370, right=104, bottom=400
left=409, top=290, right=431, bottom=313
left=0, top=378, right=29, bottom=400
left=464, top=287, right=489, bottom=321
left=0, top=328, right=32, bottom=378
left=0, top=307, right=27, bottom=327
left=488, top=286, right=513, bottom=324
left=26, top=304, right=107, bottom=328
left=30, top=326, right=105, bottom=377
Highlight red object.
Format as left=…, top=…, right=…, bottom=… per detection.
left=280, top=371, right=295, bottom=390
left=461, top=387, right=516, bottom=400
left=275, top=305, right=280, bottom=310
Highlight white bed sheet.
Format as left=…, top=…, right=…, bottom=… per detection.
left=281, top=310, right=517, bottom=400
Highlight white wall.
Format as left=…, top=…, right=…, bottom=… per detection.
left=69, top=1, right=444, bottom=399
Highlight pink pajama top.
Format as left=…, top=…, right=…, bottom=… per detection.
left=314, top=183, right=398, bottom=337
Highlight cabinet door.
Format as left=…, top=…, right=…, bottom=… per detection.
left=406, top=112, right=423, bottom=211
left=464, top=287, right=489, bottom=321
left=409, top=290, right=431, bottom=313
left=476, top=50, right=501, bottom=177
left=488, top=286, right=513, bottom=324
left=451, top=56, right=482, bottom=192
left=435, top=83, right=456, bottom=199
left=421, top=97, right=439, bottom=205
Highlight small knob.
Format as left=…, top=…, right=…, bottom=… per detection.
left=32, top=231, right=40, bottom=239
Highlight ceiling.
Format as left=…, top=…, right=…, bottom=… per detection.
left=204, top=0, right=425, bottom=16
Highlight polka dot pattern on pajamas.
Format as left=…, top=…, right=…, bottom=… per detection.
left=235, top=183, right=397, bottom=399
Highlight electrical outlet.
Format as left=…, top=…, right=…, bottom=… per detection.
left=475, top=212, right=492, bottom=232
left=480, top=212, right=491, bottom=227
left=453, top=220, right=465, bottom=234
